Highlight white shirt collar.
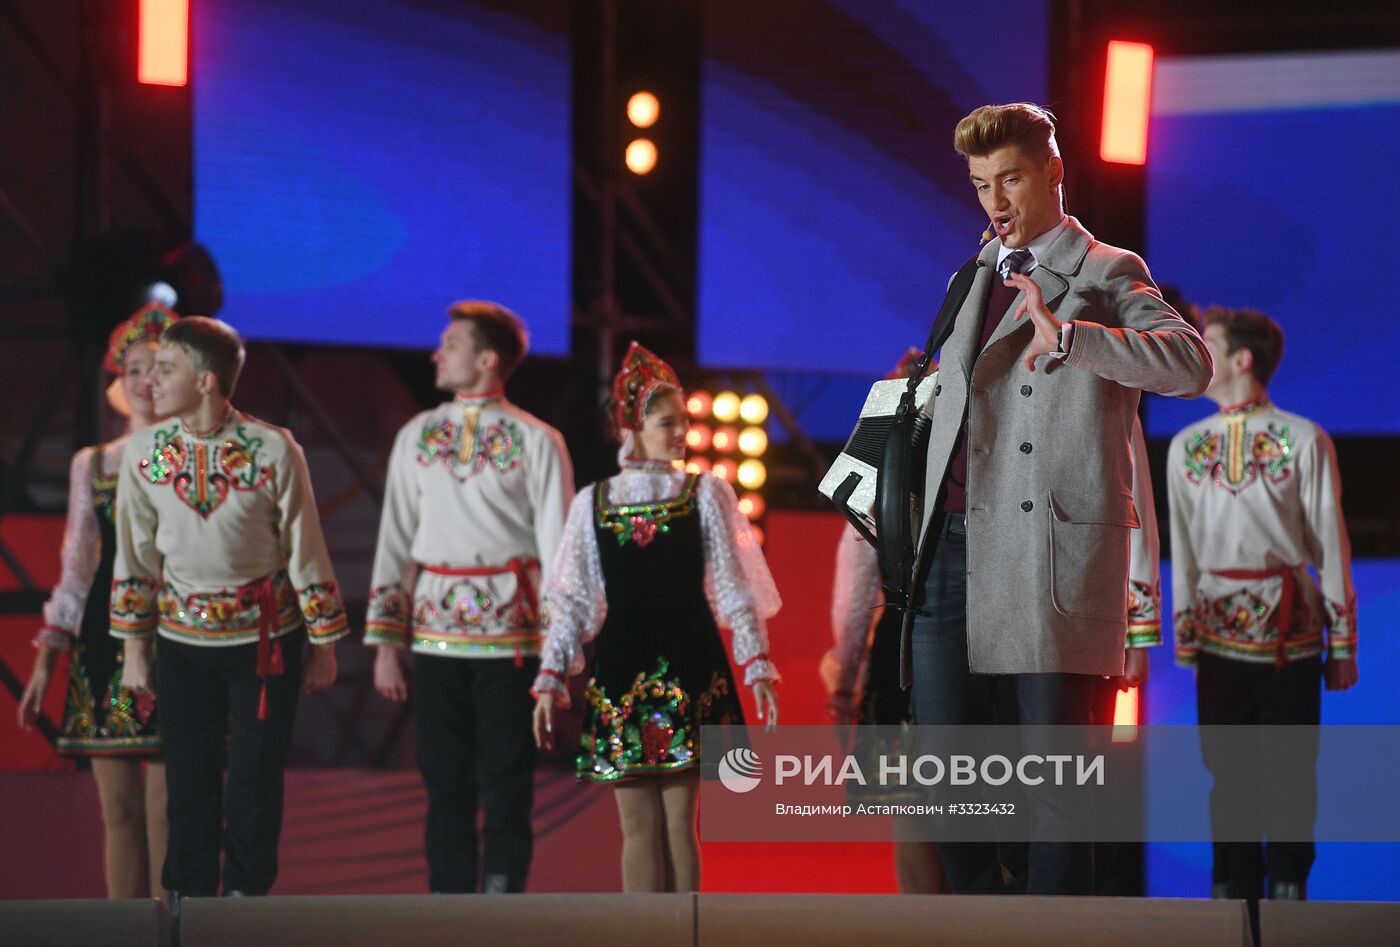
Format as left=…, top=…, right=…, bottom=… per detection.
left=996, top=215, right=1069, bottom=273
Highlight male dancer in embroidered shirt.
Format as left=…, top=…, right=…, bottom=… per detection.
left=900, top=103, right=1211, bottom=895
left=366, top=300, right=573, bottom=893
left=1169, top=306, right=1357, bottom=904
left=114, top=317, right=348, bottom=901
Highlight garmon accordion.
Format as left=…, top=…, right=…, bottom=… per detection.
left=818, top=372, right=937, bottom=540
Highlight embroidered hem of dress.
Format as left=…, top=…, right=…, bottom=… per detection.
left=56, top=736, right=163, bottom=756
left=577, top=757, right=700, bottom=783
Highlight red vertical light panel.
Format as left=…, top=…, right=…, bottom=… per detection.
left=139, top=0, right=189, bottom=87
left=1101, top=41, right=1154, bottom=165
left=1111, top=686, right=1140, bottom=743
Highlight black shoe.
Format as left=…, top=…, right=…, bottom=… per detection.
left=1269, top=880, right=1306, bottom=900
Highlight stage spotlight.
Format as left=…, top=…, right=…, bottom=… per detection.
left=686, top=424, right=712, bottom=452
left=139, top=0, right=189, bottom=87
left=737, top=493, right=766, bottom=520
left=685, top=457, right=712, bottom=475
left=687, top=390, right=713, bottom=418
left=626, top=138, right=658, bottom=175
left=711, top=460, right=737, bottom=483
left=739, top=393, right=769, bottom=425
left=627, top=91, right=660, bottom=129
left=737, top=459, right=767, bottom=489
left=1101, top=41, right=1154, bottom=165
left=712, top=391, right=741, bottom=423
left=738, top=426, right=767, bottom=457
left=711, top=426, right=738, bottom=453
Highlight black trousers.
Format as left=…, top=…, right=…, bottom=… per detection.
left=1197, top=652, right=1321, bottom=898
left=413, top=653, right=538, bottom=893
left=908, top=516, right=1097, bottom=895
left=156, top=630, right=305, bottom=896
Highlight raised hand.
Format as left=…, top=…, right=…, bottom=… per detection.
left=1008, top=271, right=1063, bottom=372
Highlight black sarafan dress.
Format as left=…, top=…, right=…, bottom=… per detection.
left=533, top=461, right=781, bottom=783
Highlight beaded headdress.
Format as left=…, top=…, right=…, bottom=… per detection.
left=104, top=302, right=178, bottom=375
left=612, top=341, right=681, bottom=432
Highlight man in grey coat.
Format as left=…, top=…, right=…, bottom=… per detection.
left=904, top=103, right=1212, bottom=895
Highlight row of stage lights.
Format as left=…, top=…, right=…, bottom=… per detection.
left=683, top=389, right=768, bottom=526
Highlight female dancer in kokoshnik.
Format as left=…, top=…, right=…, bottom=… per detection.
left=531, top=342, right=780, bottom=892
left=16, top=303, right=177, bottom=902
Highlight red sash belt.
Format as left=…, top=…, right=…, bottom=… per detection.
left=422, top=558, right=540, bottom=667
left=242, top=575, right=285, bottom=721
left=1212, top=567, right=1295, bottom=668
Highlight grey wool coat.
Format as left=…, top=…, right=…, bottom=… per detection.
left=901, top=216, right=1212, bottom=683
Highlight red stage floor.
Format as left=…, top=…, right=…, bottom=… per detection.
left=0, top=766, right=899, bottom=898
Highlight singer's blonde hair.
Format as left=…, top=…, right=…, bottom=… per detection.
left=954, top=103, right=1060, bottom=162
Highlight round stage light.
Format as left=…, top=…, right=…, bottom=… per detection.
left=737, top=459, right=767, bottom=489
left=625, top=138, right=657, bottom=175
left=685, top=457, right=711, bottom=475
left=737, top=492, right=766, bottom=520
left=711, top=426, right=738, bottom=453
left=627, top=91, right=660, bottom=128
left=711, top=460, right=737, bottom=483
left=686, top=390, right=713, bottom=418
left=712, top=391, right=741, bottom=423
left=685, top=424, right=712, bottom=452
left=738, top=426, right=768, bottom=457
left=739, top=393, right=769, bottom=425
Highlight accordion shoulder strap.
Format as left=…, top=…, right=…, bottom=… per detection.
left=875, top=254, right=981, bottom=604
left=903, top=254, right=982, bottom=406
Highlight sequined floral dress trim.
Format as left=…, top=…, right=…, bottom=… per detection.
left=577, top=658, right=740, bottom=782
left=594, top=473, right=699, bottom=548
left=58, top=448, right=160, bottom=757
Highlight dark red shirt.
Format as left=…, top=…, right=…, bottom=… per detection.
left=939, top=273, right=1022, bottom=515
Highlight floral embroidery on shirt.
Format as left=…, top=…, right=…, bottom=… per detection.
left=220, top=427, right=274, bottom=491
left=416, top=419, right=457, bottom=464
left=1186, top=419, right=1296, bottom=494
left=142, top=424, right=185, bottom=485
left=478, top=423, right=524, bottom=473
left=298, top=581, right=348, bottom=637
left=1183, top=431, right=1218, bottom=484
left=139, top=422, right=273, bottom=518
left=415, top=416, right=524, bottom=478
left=1252, top=424, right=1295, bottom=484
left=110, top=577, right=158, bottom=635
left=445, top=582, right=494, bottom=628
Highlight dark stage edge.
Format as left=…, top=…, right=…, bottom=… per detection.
left=13, top=892, right=1400, bottom=946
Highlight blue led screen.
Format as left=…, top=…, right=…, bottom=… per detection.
left=1145, top=52, right=1400, bottom=435
left=697, top=0, right=1049, bottom=376
left=193, top=0, right=571, bottom=351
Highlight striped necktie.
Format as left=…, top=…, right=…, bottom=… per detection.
left=1000, top=248, right=1034, bottom=280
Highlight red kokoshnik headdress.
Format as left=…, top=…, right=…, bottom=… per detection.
left=105, top=302, right=178, bottom=375
left=612, top=341, right=681, bottom=432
